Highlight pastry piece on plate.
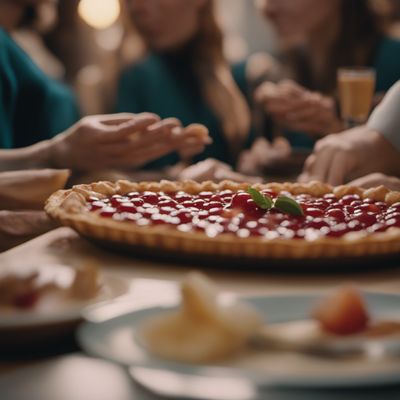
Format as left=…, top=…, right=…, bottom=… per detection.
left=139, top=272, right=263, bottom=363
left=0, top=260, right=101, bottom=312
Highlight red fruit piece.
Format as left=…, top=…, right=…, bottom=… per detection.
left=14, top=291, right=40, bottom=309
left=100, top=207, right=117, bottom=217
left=352, top=212, right=377, bottom=227
left=339, top=194, right=360, bottom=206
left=313, top=286, right=369, bottom=335
left=229, top=192, right=251, bottom=209
left=142, top=192, right=158, bottom=204
left=118, top=202, right=137, bottom=213
left=326, top=208, right=345, bottom=221
left=305, top=207, right=324, bottom=218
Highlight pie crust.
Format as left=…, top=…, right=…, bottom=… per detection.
left=45, top=180, right=400, bottom=259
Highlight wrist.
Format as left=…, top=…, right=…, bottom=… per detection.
left=47, top=134, right=68, bottom=169
left=22, top=140, right=54, bottom=169
left=373, top=130, right=400, bottom=175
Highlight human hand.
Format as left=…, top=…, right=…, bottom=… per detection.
left=175, top=124, right=212, bottom=161
left=50, top=113, right=185, bottom=171
left=255, top=80, right=342, bottom=136
left=299, top=127, right=400, bottom=185
left=237, top=137, right=291, bottom=175
left=177, top=158, right=262, bottom=183
left=348, top=173, right=400, bottom=191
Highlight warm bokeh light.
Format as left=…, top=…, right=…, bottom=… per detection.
left=78, top=0, right=120, bottom=30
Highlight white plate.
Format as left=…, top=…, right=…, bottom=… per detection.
left=77, top=292, right=400, bottom=388
left=0, top=274, right=128, bottom=329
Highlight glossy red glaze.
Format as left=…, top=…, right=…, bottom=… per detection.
left=87, top=190, right=396, bottom=239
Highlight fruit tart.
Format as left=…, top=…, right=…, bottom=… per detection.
left=45, top=180, right=400, bottom=260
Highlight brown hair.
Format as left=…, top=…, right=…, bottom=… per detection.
left=190, top=0, right=251, bottom=161
left=123, top=0, right=251, bottom=162
left=288, top=0, right=383, bottom=94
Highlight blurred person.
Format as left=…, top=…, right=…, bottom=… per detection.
left=239, top=0, right=400, bottom=175
left=117, top=0, right=254, bottom=173
left=0, top=6, right=209, bottom=171
left=0, top=0, right=81, bottom=147
left=0, top=24, right=210, bottom=247
left=0, top=1, right=211, bottom=249
left=299, top=80, right=400, bottom=189
left=10, top=0, right=65, bottom=79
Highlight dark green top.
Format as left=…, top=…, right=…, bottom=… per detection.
left=287, top=36, right=400, bottom=150
left=0, top=29, right=80, bottom=149
left=116, top=51, right=252, bottom=168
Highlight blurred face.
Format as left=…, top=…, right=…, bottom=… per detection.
left=126, top=0, right=206, bottom=51
left=256, top=0, right=341, bottom=39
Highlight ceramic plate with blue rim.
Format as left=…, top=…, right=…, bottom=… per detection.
left=77, top=292, right=400, bottom=388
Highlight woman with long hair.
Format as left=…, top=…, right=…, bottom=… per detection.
left=0, top=0, right=209, bottom=169
left=239, top=0, right=400, bottom=175
left=117, top=0, right=252, bottom=170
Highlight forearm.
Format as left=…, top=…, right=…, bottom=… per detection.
left=367, top=81, right=400, bottom=151
left=0, top=140, right=53, bottom=171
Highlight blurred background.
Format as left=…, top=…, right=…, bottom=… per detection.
left=12, top=0, right=275, bottom=116
left=11, top=0, right=400, bottom=120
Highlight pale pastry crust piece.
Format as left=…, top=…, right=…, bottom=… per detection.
left=45, top=180, right=400, bottom=259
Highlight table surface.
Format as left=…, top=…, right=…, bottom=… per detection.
left=1, top=227, right=400, bottom=400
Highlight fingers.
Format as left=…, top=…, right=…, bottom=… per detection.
left=173, top=124, right=212, bottom=158
left=97, top=114, right=161, bottom=143
left=301, top=141, right=351, bottom=185
left=347, top=173, right=385, bottom=189
left=348, top=173, right=400, bottom=190
left=255, top=80, right=303, bottom=103
left=255, top=81, right=279, bottom=103
left=176, top=124, right=212, bottom=145
left=147, top=117, right=182, bottom=134
left=285, top=102, right=319, bottom=122
left=178, top=144, right=206, bottom=160
left=184, top=123, right=210, bottom=139
left=325, top=151, right=350, bottom=186
left=97, top=112, right=159, bottom=126
left=300, top=148, right=334, bottom=183
left=104, top=142, right=177, bottom=169
left=78, top=115, right=211, bottom=169
left=98, top=115, right=182, bottom=145
left=256, top=81, right=337, bottom=135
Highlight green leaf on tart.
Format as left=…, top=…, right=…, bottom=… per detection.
left=247, top=187, right=273, bottom=210
left=274, top=196, right=304, bottom=217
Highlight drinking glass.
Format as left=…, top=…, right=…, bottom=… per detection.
left=337, top=67, right=376, bottom=128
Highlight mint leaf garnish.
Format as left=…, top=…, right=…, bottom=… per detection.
left=274, top=196, right=304, bottom=216
left=247, top=188, right=273, bottom=210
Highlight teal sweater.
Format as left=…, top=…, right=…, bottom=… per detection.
left=0, top=29, right=80, bottom=149
left=116, top=51, right=252, bottom=168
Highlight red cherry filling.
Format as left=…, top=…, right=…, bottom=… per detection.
left=87, top=190, right=396, bottom=239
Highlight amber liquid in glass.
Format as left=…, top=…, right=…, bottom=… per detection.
left=338, top=68, right=376, bottom=127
